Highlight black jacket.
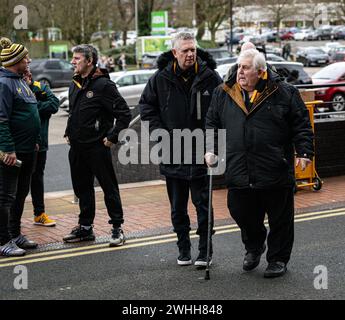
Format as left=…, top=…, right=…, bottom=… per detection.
left=139, top=49, right=223, bottom=180
left=206, top=69, right=314, bottom=189
left=65, top=67, right=131, bottom=145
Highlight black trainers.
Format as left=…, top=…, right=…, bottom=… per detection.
left=243, top=244, right=266, bottom=271
left=194, top=252, right=213, bottom=268
left=0, top=240, right=26, bottom=257
left=177, top=248, right=192, bottom=266
left=12, top=234, right=38, bottom=249
left=109, top=227, right=126, bottom=247
left=264, top=261, right=287, bottom=278
left=63, top=225, right=95, bottom=243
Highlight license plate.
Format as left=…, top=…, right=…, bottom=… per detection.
left=318, top=60, right=326, bottom=63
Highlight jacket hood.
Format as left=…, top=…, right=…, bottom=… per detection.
left=156, top=48, right=217, bottom=71
left=91, top=67, right=110, bottom=79
left=0, top=67, right=21, bottom=79
left=73, top=67, right=110, bottom=82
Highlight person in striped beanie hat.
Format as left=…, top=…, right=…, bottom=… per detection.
left=0, top=37, right=29, bottom=68
left=0, top=36, right=40, bottom=258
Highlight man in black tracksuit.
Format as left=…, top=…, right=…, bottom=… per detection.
left=139, top=32, right=222, bottom=267
left=63, top=44, right=131, bottom=247
left=205, top=48, right=314, bottom=278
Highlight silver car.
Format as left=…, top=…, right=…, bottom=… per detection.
left=58, top=69, right=157, bottom=111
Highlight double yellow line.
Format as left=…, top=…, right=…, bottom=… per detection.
left=0, top=207, right=344, bottom=268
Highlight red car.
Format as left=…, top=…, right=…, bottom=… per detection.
left=279, top=31, right=294, bottom=40
left=312, top=62, right=345, bottom=112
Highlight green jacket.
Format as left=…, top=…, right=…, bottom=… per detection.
left=0, top=68, right=40, bottom=153
left=30, top=81, right=59, bottom=152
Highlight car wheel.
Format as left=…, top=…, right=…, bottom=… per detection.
left=331, top=93, right=345, bottom=112
left=39, top=78, right=52, bottom=88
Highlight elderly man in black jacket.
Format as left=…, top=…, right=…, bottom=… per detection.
left=139, top=32, right=222, bottom=267
left=63, top=44, right=131, bottom=247
left=205, top=48, right=314, bottom=278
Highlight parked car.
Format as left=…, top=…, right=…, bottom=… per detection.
left=307, top=27, right=332, bottom=41
left=141, top=53, right=159, bottom=69
left=296, top=47, right=330, bottom=67
left=331, top=26, right=345, bottom=40
left=294, top=29, right=313, bottom=41
left=264, top=45, right=282, bottom=56
left=260, top=31, right=278, bottom=43
left=30, top=59, right=74, bottom=88
left=58, top=69, right=157, bottom=111
left=330, top=51, right=345, bottom=63
left=266, top=53, right=286, bottom=62
left=205, top=48, right=237, bottom=66
left=279, top=30, right=294, bottom=40
left=272, top=61, right=312, bottom=84
left=312, top=62, right=345, bottom=111
left=322, top=42, right=342, bottom=54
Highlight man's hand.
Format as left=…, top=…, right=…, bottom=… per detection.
left=35, top=144, right=40, bottom=152
left=3, top=152, right=17, bottom=166
left=103, top=138, right=113, bottom=148
left=65, top=136, right=70, bottom=145
left=296, top=157, right=312, bottom=171
left=205, top=152, right=218, bottom=168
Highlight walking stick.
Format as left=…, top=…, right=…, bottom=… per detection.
left=205, top=167, right=213, bottom=280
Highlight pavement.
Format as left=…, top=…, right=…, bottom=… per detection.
left=19, top=175, right=345, bottom=250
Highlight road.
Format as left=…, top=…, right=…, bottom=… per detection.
left=0, top=208, right=344, bottom=301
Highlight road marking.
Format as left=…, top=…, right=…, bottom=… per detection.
left=0, top=208, right=344, bottom=268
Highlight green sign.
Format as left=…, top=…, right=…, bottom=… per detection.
left=151, top=11, right=168, bottom=35
left=136, top=36, right=172, bottom=62
left=49, top=44, right=69, bottom=60
left=144, top=37, right=171, bottom=53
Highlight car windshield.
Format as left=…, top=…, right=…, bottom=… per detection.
left=307, top=49, right=324, bottom=54
left=30, top=60, right=43, bottom=69
left=312, top=63, right=345, bottom=80
left=210, top=51, right=229, bottom=59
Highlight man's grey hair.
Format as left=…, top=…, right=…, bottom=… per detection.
left=172, top=32, right=196, bottom=49
left=72, top=44, right=98, bottom=66
left=238, top=48, right=267, bottom=72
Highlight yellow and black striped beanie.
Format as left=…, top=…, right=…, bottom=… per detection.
left=0, top=37, right=28, bottom=67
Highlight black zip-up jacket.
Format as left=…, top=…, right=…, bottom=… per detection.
left=206, top=69, right=314, bottom=189
left=139, top=49, right=223, bottom=180
left=65, top=67, right=131, bottom=145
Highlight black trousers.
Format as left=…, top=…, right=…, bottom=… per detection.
left=69, top=143, right=124, bottom=227
left=166, top=176, right=213, bottom=253
left=0, top=152, right=37, bottom=243
left=31, top=151, right=47, bottom=216
left=0, top=164, right=18, bottom=245
left=228, top=187, right=294, bottom=264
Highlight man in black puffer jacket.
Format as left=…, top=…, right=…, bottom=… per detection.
left=64, top=44, right=131, bottom=247
left=139, top=32, right=222, bottom=267
left=206, top=48, right=314, bottom=278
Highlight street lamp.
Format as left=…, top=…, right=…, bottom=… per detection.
left=229, top=0, right=233, bottom=56
left=135, top=0, right=138, bottom=36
